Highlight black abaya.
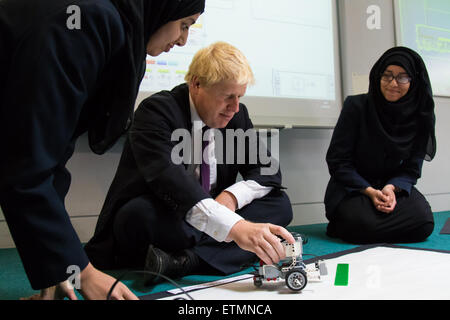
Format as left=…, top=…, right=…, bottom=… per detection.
left=324, top=47, right=436, bottom=244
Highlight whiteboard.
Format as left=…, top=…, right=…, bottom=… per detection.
left=136, top=0, right=342, bottom=128
left=394, top=0, right=450, bottom=97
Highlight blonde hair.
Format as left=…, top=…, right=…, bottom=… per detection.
left=185, top=41, right=255, bottom=87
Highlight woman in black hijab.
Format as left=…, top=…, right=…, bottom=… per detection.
left=0, top=0, right=205, bottom=300
left=324, top=47, right=436, bottom=244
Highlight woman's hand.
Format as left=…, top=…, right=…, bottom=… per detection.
left=21, top=264, right=139, bottom=300
left=78, top=263, right=139, bottom=300
left=20, top=281, right=78, bottom=300
left=362, top=186, right=395, bottom=214
left=380, top=184, right=397, bottom=213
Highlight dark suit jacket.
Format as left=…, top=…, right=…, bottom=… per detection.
left=324, top=94, right=425, bottom=221
left=85, top=83, right=283, bottom=269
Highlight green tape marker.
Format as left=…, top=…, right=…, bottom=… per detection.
left=334, top=263, right=349, bottom=286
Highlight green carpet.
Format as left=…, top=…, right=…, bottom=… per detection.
left=1, top=211, right=449, bottom=300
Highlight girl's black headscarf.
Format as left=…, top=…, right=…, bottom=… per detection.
left=367, top=46, right=436, bottom=161
left=89, top=0, right=205, bottom=154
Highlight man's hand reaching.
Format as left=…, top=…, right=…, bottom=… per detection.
left=227, top=220, right=295, bottom=265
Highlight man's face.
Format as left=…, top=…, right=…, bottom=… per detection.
left=190, top=78, right=247, bottom=128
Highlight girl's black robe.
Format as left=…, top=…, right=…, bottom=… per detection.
left=0, top=0, right=127, bottom=289
left=324, top=94, right=426, bottom=221
left=0, top=0, right=206, bottom=290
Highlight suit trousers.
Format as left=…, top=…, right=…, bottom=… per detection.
left=327, top=186, right=434, bottom=244
left=112, top=190, right=293, bottom=274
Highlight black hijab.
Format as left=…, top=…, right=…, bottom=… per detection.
left=88, top=0, right=205, bottom=154
left=367, top=46, right=436, bottom=161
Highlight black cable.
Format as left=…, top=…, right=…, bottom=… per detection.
left=106, top=270, right=194, bottom=300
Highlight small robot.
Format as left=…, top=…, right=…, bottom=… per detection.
left=253, top=232, right=326, bottom=292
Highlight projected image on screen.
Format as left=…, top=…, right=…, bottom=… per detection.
left=140, top=0, right=336, bottom=100
left=137, top=0, right=340, bottom=127
left=396, top=0, right=450, bottom=97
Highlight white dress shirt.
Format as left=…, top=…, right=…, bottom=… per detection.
left=185, top=95, right=273, bottom=242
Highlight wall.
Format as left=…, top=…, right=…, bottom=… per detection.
left=1, top=0, right=449, bottom=248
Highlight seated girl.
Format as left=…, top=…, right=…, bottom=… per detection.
left=324, top=47, right=436, bottom=244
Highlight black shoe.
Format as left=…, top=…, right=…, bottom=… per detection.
left=144, top=245, right=200, bottom=284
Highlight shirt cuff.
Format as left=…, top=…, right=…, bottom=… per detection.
left=225, top=180, right=273, bottom=210
left=185, top=198, right=243, bottom=242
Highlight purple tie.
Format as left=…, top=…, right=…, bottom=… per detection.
left=200, top=127, right=210, bottom=193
